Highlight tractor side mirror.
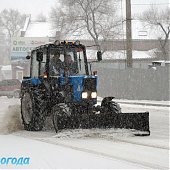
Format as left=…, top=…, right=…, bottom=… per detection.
left=36, top=52, right=43, bottom=62
left=26, top=55, right=31, bottom=60
left=26, top=51, right=31, bottom=60
left=97, top=51, right=102, bottom=61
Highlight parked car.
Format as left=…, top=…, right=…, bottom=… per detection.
left=0, top=79, right=21, bottom=98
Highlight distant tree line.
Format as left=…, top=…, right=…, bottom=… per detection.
left=138, top=5, right=170, bottom=60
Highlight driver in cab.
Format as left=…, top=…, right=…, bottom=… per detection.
left=49, top=52, right=63, bottom=76
left=64, top=54, right=78, bottom=75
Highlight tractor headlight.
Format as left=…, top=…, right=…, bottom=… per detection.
left=91, top=92, right=97, bottom=98
left=82, top=92, right=88, bottom=99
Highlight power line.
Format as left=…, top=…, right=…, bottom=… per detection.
left=131, top=3, right=169, bottom=6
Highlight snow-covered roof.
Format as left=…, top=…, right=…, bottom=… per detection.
left=65, top=31, right=92, bottom=41
left=63, top=20, right=167, bottom=40
left=22, top=16, right=168, bottom=40
left=21, top=15, right=31, bottom=33
left=86, top=49, right=156, bottom=60
left=24, top=21, right=56, bottom=37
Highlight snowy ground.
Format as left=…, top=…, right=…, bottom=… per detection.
left=0, top=97, right=169, bottom=169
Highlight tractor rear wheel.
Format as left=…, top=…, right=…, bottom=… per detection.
left=21, top=90, right=46, bottom=131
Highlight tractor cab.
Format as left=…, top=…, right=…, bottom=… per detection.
left=27, top=40, right=101, bottom=80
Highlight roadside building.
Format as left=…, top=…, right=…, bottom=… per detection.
left=10, top=15, right=55, bottom=79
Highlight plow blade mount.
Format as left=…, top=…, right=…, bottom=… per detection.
left=57, top=112, right=150, bottom=136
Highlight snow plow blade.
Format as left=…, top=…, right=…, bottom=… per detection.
left=57, top=112, right=150, bottom=136
left=87, top=112, right=150, bottom=136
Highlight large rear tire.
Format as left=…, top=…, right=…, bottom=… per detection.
left=21, top=90, right=46, bottom=131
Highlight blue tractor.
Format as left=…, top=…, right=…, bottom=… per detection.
left=20, top=40, right=150, bottom=135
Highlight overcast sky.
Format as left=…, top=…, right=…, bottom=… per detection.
left=123, top=0, right=169, bottom=16
left=0, top=0, right=169, bottom=20
left=0, top=0, right=57, bottom=19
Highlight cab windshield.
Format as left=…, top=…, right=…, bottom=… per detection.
left=49, top=48, right=87, bottom=76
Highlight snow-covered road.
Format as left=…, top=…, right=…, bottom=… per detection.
left=1, top=134, right=148, bottom=169
left=0, top=97, right=169, bottom=169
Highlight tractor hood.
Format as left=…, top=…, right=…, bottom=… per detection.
left=59, top=75, right=98, bottom=103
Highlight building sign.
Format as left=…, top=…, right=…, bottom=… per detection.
left=11, top=37, right=49, bottom=60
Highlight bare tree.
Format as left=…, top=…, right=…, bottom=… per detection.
left=0, top=9, right=26, bottom=63
left=0, top=9, right=26, bottom=38
left=51, top=0, right=121, bottom=53
left=0, top=27, right=12, bottom=65
left=0, top=29, right=6, bottom=64
left=139, top=6, right=170, bottom=60
left=50, top=5, right=68, bottom=39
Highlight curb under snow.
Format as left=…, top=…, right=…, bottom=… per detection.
left=97, top=97, right=170, bottom=107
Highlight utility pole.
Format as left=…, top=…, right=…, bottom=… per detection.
left=126, top=0, right=133, bottom=67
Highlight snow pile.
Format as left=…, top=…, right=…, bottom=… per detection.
left=54, top=128, right=134, bottom=139
left=0, top=105, right=23, bottom=134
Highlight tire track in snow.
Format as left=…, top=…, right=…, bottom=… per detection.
left=13, top=130, right=168, bottom=170
left=99, top=134, right=169, bottom=150
left=36, top=137, right=167, bottom=170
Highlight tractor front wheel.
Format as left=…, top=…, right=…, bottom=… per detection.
left=52, top=103, right=71, bottom=133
